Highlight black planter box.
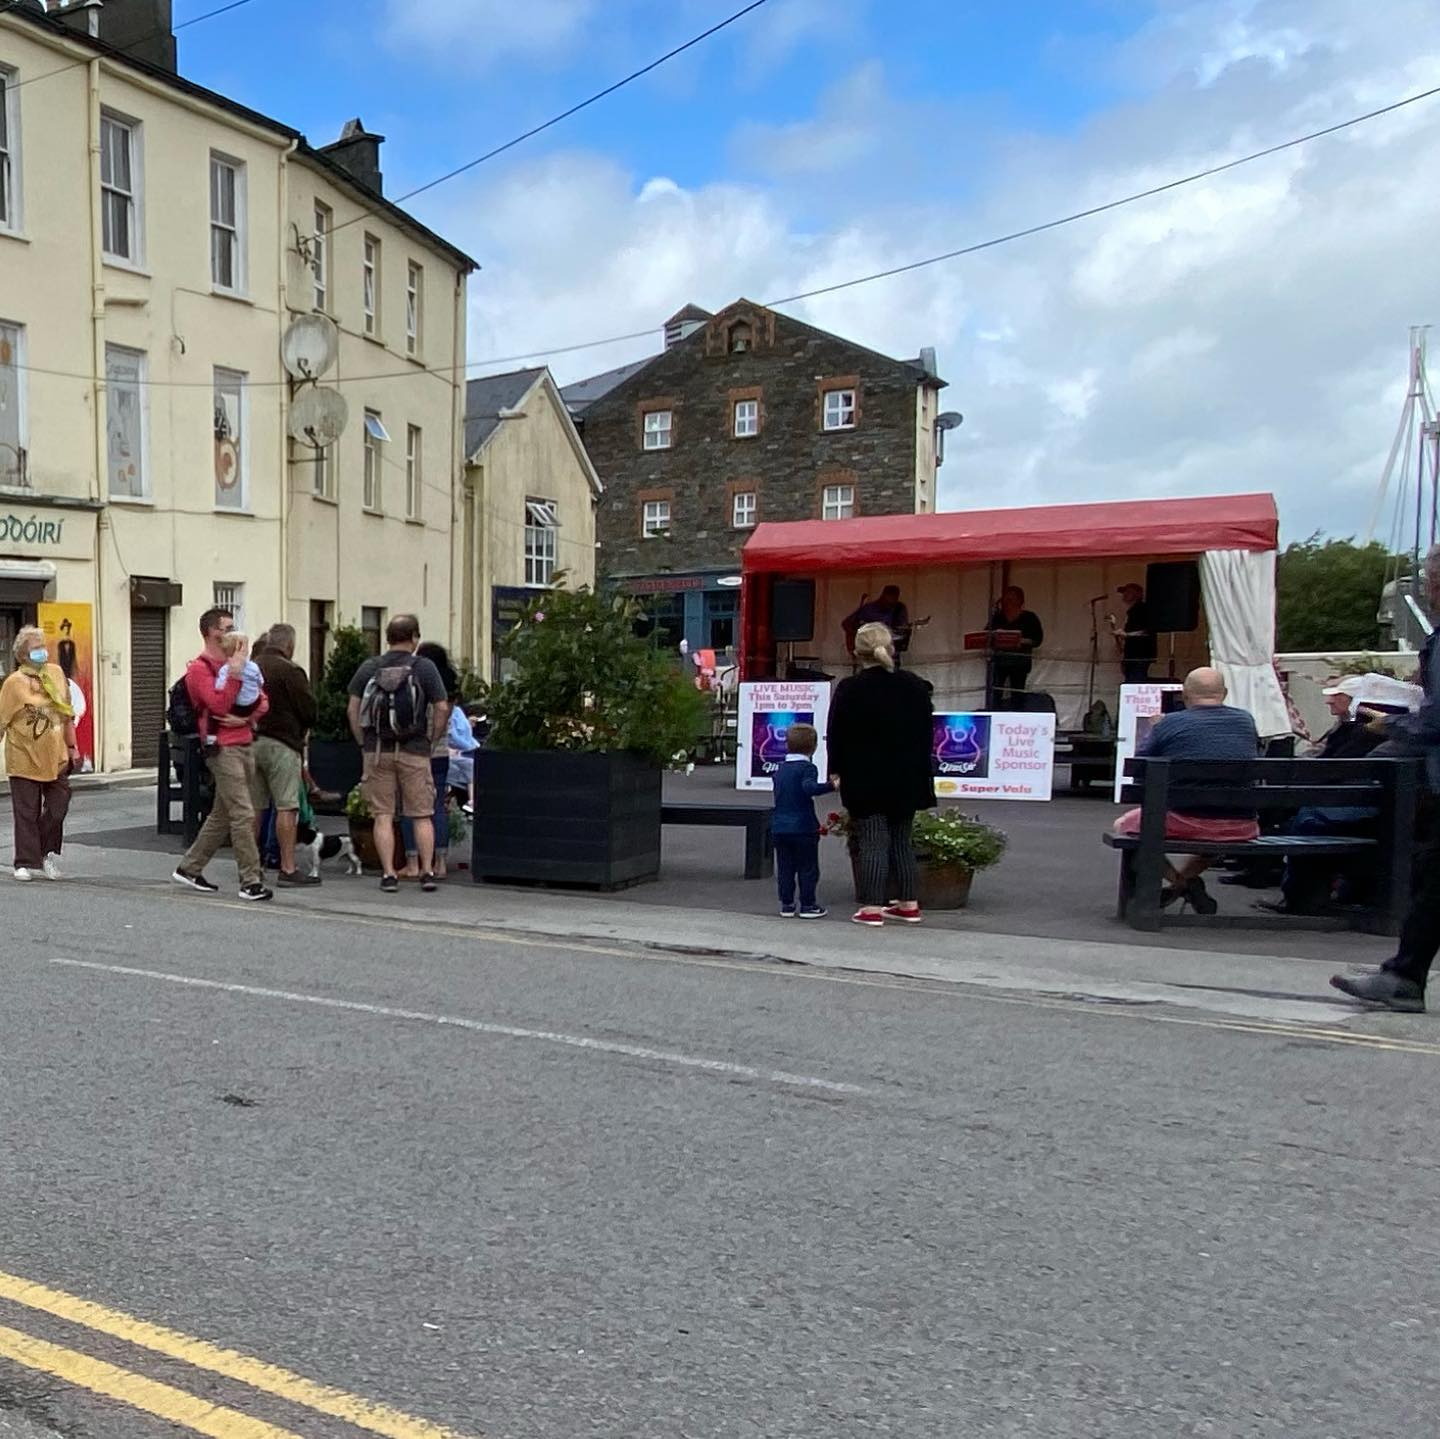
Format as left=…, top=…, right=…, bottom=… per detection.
left=308, top=737, right=363, bottom=809
left=472, top=749, right=661, bottom=889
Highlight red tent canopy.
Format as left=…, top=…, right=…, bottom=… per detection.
left=741, top=492, right=1278, bottom=574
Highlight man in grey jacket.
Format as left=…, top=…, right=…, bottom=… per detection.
left=1331, top=545, right=1440, bottom=1013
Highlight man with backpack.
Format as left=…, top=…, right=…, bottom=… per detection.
left=346, top=614, right=449, bottom=893
left=171, top=606, right=273, bottom=902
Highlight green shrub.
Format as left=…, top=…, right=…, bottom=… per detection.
left=487, top=584, right=707, bottom=766
left=912, top=811, right=1008, bottom=871
left=312, top=624, right=373, bottom=742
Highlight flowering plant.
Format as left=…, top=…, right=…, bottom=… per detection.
left=819, top=810, right=855, bottom=839
left=819, top=808, right=1007, bottom=871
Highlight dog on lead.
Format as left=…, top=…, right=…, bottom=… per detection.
left=293, top=822, right=362, bottom=878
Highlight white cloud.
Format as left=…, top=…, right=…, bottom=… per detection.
left=416, top=0, right=1440, bottom=540
left=382, top=0, right=598, bottom=67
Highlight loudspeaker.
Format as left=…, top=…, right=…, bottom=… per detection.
left=771, top=579, right=816, bottom=642
left=1145, top=560, right=1201, bottom=633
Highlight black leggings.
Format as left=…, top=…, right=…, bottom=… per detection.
left=855, top=811, right=919, bottom=907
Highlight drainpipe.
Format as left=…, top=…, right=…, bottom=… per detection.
left=452, top=268, right=468, bottom=663
left=277, top=139, right=298, bottom=629
left=86, top=55, right=111, bottom=770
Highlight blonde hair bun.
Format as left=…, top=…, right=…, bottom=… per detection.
left=854, top=621, right=896, bottom=671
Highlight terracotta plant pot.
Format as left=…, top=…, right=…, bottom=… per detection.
left=348, top=817, right=381, bottom=874
left=849, top=848, right=975, bottom=910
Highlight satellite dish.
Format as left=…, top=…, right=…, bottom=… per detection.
left=281, top=314, right=340, bottom=380
left=288, top=387, right=349, bottom=448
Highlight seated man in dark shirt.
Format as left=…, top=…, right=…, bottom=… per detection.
left=1112, top=667, right=1261, bottom=913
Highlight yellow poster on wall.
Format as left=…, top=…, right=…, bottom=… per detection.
left=38, top=602, right=95, bottom=771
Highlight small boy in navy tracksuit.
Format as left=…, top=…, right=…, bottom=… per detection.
left=771, top=723, right=833, bottom=918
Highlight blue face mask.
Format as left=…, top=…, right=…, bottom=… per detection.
left=28, top=648, right=48, bottom=666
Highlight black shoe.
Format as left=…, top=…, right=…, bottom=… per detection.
left=277, top=870, right=321, bottom=887
left=1330, top=970, right=1425, bottom=1013
left=380, top=874, right=399, bottom=893
left=1183, top=877, right=1218, bottom=915
left=238, top=882, right=274, bottom=903
left=173, top=869, right=219, bottom=893
left=420, top=873, right=438, bottom=893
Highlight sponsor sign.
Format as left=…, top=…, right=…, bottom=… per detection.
left=735, top=680, right=830, bottom=791
left=932, top=711, right=1056, bottom=801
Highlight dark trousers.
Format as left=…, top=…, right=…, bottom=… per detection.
left=402, top=756, right=451, bottom=858
left=10, top=773, right=71, bottom=870
left=1121, top=660, right=1153, bottom=684
left=1387, top=803, right=1440, bottom=987
left=855, top=812, right=919, bottom=907
left=775, top=833, right=820, bottom=911
left=991, top=657, right=1031, bottom=710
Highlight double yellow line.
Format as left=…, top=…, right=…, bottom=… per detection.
left=0, top=1270, right=475, bottom=1438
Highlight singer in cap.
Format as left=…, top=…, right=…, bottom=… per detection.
left=1109, top=582, right=1157, bottom=684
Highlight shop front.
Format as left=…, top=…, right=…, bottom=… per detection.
left=617, top=571, right=743, bottom=655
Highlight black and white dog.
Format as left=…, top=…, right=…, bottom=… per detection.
left=294, top=822, right=362, bottom=878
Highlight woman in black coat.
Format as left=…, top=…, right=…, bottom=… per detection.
left=827, top=622, right=935, bottom=926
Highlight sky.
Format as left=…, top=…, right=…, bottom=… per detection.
left=175, top=0, right=1440, bottom=542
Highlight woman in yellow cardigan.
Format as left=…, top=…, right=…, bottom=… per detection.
left=0, top=625, right=79, bottom=881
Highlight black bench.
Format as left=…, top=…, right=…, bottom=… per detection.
left=155, top=731, right=209, bottom=845
left=662, top=803, right=773, bottom=880
left=1102, top=756, right=1419, bottom=934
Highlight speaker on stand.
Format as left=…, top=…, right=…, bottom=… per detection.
left=770, top=579, right=816, bottom=675
left=1144, top=560, right=1201, bottom=677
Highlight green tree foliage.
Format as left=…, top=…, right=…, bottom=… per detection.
left=487, top=585, right=707, bottom=765
left=1275, top=535, right=1402, bottom=652
left=311, top=624, right=374, bottom=741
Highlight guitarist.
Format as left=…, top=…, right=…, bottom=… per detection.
left=843, top=585, right=926, bottom=666
left=1109, top=582, right=1157, bottom=684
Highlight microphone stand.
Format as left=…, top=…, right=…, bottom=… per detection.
left=1086, top=596, right=1104, bottom=712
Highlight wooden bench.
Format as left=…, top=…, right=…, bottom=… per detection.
left=1102, top=756, right=1419, bottom=934
left=662, top=803, right=773, bottom=880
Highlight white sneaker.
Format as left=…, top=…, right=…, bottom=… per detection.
left=42, top=854, right=62, bottom=881
left=13, top=867, right=34, bottom=882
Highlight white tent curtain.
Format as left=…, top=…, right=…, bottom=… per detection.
left=1199, top=548, right=1290, bottom=737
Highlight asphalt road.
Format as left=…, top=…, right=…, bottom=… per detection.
left=2, top=876, right=1438, bottom=1437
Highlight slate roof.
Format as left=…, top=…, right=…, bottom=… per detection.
left=559, top=357, right=657, bottom=417
left=464, top=368, right=548, bottom=457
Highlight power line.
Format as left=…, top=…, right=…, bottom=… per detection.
left=8, top=0, right=262, bottom=91
left=10, top=79, right=1440, bottom=391
left=321, top=0, right=772, bottom=241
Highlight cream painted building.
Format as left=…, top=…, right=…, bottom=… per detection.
left=0, top=1, right=474, bottom=770
left=460, top=367, right=600, bottom=678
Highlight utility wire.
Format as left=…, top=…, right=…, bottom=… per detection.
left=8, top=0, right=262, bottom=90
left=321, top=0, right=772, bottom=241
left=10, top=79, right=1440, bottom=390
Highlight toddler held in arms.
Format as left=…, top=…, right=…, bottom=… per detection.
left=217, top=631, right=264, bottom=717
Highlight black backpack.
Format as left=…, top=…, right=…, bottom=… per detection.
left=167, top=675, right=199, bottom=736
left=359, top=655, right=428, bottom=744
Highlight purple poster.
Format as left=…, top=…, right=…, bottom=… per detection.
left=932, top=713, right=992, bottom=781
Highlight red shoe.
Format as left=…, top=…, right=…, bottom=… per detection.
left=851, top=908, right=885, bottom=927
left=882, top=905, right=922, bottom=924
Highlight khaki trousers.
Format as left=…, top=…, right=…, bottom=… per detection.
left=179, top=745, right=262, bottom=886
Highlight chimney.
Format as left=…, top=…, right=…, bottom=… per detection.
left=55, top=1, right=180, bottom=74
left=663, top=304, right=712, bottom=349
left=318, top=119, right=385, bottom=198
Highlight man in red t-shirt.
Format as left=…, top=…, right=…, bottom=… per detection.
left=172, top=606, right=273, bottom=901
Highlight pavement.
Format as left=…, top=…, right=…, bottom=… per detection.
left=2, top=775, right=1437, bottom=1435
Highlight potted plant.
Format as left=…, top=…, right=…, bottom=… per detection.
left=344, top=786, right=380, bottom=873
left=474, top=585, right=707, bottom=888
left=308, top=624, right=371, bottom=802
left=824, top=808, right=1007, bottom=910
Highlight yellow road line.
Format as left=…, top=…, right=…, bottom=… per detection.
left=0, top=1272, right=475, bottom=1439
left=0, top=1323, right=304, bottom=1439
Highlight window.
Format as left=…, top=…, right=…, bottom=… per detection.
left=643, top=410, right=672, bottom=450
left=100, top=113, right=140, bottom=263
left=405, top=424, right=422, bottom=520
left=524, top=498, right=559, bottom=587
left=309, top=442, right=332, bottom=499
left=822, top=483, right=855, bottom=521
left=362, top=234, right=379, bottom=336
left=209, top=153, right=245, bottom=293
left=732, top=490, right=756, bottom=529
left=308, top=600, right=332, bottom=681
left=212, top=582, right=245, bottom=632
left=642, top=499, right=671, bottom=538
left=406, top=262, right=422, bottom=356
left=822, top=388, right=857, bottom=431
left=734, top=399, right=758, bottom=438
left=361, top=606, right=384, bottom=656
left=312, top=202, right=330, bottom=311
left=105, top=345, right=146, bottom=499
left=213, top=367, right=246, bottom=509
left=363, top=409, right=388, bottom=509
left=0, top=320, right=25, bottom=488
left=1, top=67, right=20, bottom=234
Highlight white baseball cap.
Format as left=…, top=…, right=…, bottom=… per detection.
left=1322, top=675, right=1365, bottom=697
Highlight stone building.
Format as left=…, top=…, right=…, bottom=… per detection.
left=563, top=300, right=948, bottom=652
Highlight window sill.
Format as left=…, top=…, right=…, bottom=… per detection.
left=821, top=425, right=857, bottom=434
left=211, top=287, right=252, bottom=306
left=310, top=492, right=339, bottom=508
left=641, top=446, right=673, bottom=454
left=108, top=494, right=154, bottom=508
left=363, top=506, right=385, bottom=518
left=363, top=331, right=385, bottom=347
left=213, top=506, right=254, bottom=517
left=0, top=483, right=37, bottom=500
left=0, top=228, right=31, bottom=246
left=405, top=349, right=424, bottom=366
left=103, top=256, right=151, bottom=278
left=404, top=515, right=424, bottom=527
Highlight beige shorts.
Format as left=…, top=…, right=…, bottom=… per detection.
left=250, top=736, right=304, bottom=812
left=361, top=750, right=435, bottom=820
